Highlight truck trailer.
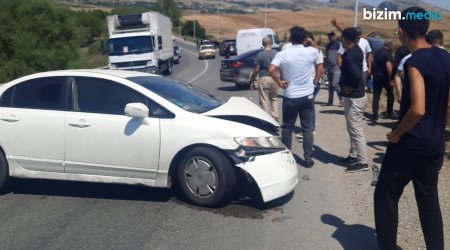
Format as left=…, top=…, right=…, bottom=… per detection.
left=107, top=12, right=174, bottom=75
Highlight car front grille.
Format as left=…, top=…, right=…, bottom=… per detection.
left=115, top=60, right=149, bottom=68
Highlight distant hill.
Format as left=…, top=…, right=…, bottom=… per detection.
left=58, top=0, right=446, bottom=13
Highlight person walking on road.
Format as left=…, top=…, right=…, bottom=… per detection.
left=324, top=31, right=342, bottom=107
left=338, top=27, right=369, bottom=173
left=374, top=7, right=450, bottom=250
left=252, top=37, right=279, bottom=121
left=372, top=39, right=395, bottom=121
left=268, top=26, right=318, bottom=168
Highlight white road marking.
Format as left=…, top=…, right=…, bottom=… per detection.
left=182, top=47, right=210, bottom=84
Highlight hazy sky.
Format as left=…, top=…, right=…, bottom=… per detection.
left=359, top=0, right=450, bottom=10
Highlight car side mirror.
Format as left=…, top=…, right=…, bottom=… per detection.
left=125, top=103, right=149, bottom=119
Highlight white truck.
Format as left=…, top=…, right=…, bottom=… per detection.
left=236, top=28, right=280, bottom=55
left=107, top=12, right=174, bottom=75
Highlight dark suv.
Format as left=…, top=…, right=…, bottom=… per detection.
left=219, top=39, right=237, bottom=56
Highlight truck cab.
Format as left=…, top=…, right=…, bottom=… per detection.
left=107, top=12, right=174, bottom=75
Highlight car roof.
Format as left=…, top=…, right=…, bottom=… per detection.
left=3, top=69, right=159, bottom=86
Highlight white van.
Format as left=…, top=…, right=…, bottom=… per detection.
left=236, top=28, right=280, bottom=55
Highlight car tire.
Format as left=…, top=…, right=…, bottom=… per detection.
left=177, top=147, right=236, bottom=207
left=0, top=149, right=9, bottom=191
left=235, top=83, right=249, bottom=89
left=163, top=60, right=173, bottom=75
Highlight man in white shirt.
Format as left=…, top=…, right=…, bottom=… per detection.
left=268, top=26, right=318, bottom=168
left=333, top=23, right=373, bottom=92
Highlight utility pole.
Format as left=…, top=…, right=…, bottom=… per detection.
left=264, top=0, right=268, bottom=28
left=193, top=6, right=196, bottom=41
left=217, top=7, right=220, bottom=41
left=353, top=0, right=359, bottom=27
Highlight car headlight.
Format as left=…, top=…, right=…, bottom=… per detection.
left=109, top=63, right=117, bottom=69
left=233, top=137, right=286, bottom=158
left=235, top=137, right=284, bottom=148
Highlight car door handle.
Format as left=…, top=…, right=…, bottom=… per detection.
left=0, top=115, right=20, bottom=122
left=68, top=119, right=91, bottom=128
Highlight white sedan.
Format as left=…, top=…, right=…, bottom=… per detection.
left=0, top=69, right=297, bottom=207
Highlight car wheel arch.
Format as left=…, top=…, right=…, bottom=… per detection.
left=168, top=143, right=236, bottom=186
left=0, top=145, right=10, bottom=191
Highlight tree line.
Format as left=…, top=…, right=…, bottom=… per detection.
left=0, top=0, right=185, bottom=83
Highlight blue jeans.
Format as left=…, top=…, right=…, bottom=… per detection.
left=282, top=95, right=314, bottom=161
left=364, top=71, right=373, bottom=91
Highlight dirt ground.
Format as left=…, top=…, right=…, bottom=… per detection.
left=184, top=8, right=450, bottom=47
left=340, top=90, right=450, bottom=250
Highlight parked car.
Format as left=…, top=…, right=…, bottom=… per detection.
left=220, top=48, right=279, bottom=88
left=0, top=69, right=297, bottom=207
left=219, top=39, right=237, bottom=56
left=173, top=45, right=181, bottom=64
left=198, top=45, right=216, bottom=60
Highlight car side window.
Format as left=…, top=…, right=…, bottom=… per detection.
left=73, top=77, right=147, bottom=116
left=73, top=77, right=174, bottom=118
left=0, top=77, right=66, bottom=110
left=0, top=87, right=13, bottom=107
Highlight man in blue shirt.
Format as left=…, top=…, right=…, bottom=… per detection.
left=374, top=7, right=450, bottom=250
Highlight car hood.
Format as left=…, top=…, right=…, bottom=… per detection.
left=203, top=97, right=279, bottom=134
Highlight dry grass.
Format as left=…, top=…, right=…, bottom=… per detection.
left=184, top=8, right=450, bottom=46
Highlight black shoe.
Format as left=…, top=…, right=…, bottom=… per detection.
left=372, top=114, right=379, bottom=121
left=345, top=163, right=370, bottom=173
left=305, top=159, right=315, bottom=168
left=339, top=156, right=358, bottom=164
left=383, top=113, right=398, bottom=120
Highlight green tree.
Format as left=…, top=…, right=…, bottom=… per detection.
left=71, top=10, right=107, bottom=46
left=0, top=0, right=82, bottom=82
left=153, top=0, right=182, bottom=27
left=181, top=20, right=206, bottom=39
left=110, top=7, right=148, bottom=16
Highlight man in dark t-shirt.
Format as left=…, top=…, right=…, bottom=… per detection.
left=374, top=7, right=450, bottom=250
left=371, top=40, right=394, bottom=120
left=252, top=37, right=279, bottom=120
left=338, top=28, right=369, bottom=172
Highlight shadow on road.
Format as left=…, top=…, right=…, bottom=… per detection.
left=217, top=86, right=248, bottom=92
left=321, top=214, right=379, bottom=250
left=6, top=178, right=172, bottom=202
left=5, top=176, right=291, bottom=220
left=320, top=109, right=345, bottom=116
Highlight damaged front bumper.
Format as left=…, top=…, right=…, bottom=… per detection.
left=234, top=150, right=298, bottom=202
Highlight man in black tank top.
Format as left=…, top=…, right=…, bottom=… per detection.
left=374, top=7, right=450, bottom=250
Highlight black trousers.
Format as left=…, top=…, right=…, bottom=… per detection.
left=372, top=79, right=394, bottom=117
left=374, top=144, right=444, bottom=250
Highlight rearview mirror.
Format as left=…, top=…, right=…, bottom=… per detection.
left=125, top=103, right=149, bottom=119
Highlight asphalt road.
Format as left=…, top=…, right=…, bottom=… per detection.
left=0, top=39, right=380, bottom=250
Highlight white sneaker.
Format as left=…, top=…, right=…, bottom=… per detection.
left=295, top=132, right=303, bottom=139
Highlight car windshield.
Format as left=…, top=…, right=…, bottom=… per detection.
left=109, top=36, right=153, bottom=56
left=200, top=45, right=214, bottom=50
left=128, top=76, right=223, bottom=114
